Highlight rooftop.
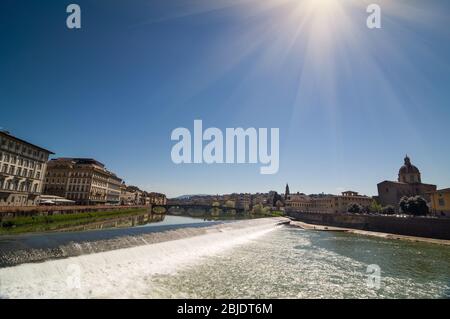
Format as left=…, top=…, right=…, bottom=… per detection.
left=0, top=130, right=54, bottom=154
left=50, top=157, right=105, bottom=167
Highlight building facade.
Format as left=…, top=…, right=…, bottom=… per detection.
left=106, top=174, right=123, bottom=205
left=285, top=190, right=372, bottom=214
left=147, top=192, right=167, bottom=205
left=429, top=188, right=450, bottom=217
left=43, top=158, right=123, bottom=205
left=377, top=155, right=436, bottom=211
left=0, top=131, right=54, bottom=206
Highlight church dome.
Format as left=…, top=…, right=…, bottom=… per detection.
left=398, top=155, right=420, bottom=175
left=398, top=155, right=421, bottom=183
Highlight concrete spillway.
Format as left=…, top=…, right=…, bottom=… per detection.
left=0, top=217, right=289, bottom=298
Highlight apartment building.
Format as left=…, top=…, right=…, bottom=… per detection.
left=285, top=191, right=373, bottom=214
left=43, top=158, right=123, bottom=205
left=0, top=130, right=54, bottom=206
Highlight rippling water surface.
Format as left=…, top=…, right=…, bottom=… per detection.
left=147, top=227, right=450, bottom=298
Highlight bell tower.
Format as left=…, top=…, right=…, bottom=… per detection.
left=285, top=183, right=290, bottom=200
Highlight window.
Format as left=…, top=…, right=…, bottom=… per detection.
left=438, top=198, right=445, bottom=207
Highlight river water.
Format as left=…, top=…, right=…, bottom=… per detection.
left=0, top=216, right=449, bottom=298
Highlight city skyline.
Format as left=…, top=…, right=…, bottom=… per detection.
left=2, top=0, right=450, bottom=198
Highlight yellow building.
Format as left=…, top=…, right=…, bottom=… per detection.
left=429, top=188, right=450, bottom=217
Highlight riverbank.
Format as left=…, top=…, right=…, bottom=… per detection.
left=290, top=220, right=450, bottom=246
left=0, top=205, right=149, bottom=218
left=286, top=211, right=450, bottom=240
left=0, top=208, right=151, bottom=235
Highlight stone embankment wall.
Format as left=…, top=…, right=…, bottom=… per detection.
left=287, top=211, right=450, bottom=240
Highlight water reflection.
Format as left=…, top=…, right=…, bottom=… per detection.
left=59, top=212, right=166, bottom=232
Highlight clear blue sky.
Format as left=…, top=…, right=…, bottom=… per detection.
left=1, top=0, right=450, bottom=198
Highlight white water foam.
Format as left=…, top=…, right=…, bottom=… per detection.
left=0, top=218, right=285, bottom=298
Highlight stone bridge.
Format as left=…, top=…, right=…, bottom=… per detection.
left=152, top=204, right=247, bottom=214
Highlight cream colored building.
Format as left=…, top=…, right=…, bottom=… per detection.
left=0, top=130, right=53, bottom=206
left=106, top=174, right=123, bottom=205
left=43, top=158, right=123, bottom=205
left=285, top=190, right=373, bottom=214
left=147, top=192, right=167, bottom=205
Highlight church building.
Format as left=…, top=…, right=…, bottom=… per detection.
left=377, top=155, right=436, bottom=211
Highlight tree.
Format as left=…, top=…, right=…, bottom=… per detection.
left=251, top=204, right=270, bottom=215
left=399, top=196, right=409, bottom=214
left=381, top=205, right=395, bottom=215
left=399, top=196, right=429, bottom=216
left=275, top=200, right=283, bottom=209
left=347, top=203, right=363, bottom=214
left=369, top=200, right=382, bottom=214
left=252, top=204, right=263, bottom=214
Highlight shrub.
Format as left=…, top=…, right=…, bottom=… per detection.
left=347, top=203, right=363, bottom=214
left=399, top=196, right=429, bottom=216
left=369, top=200, right=382, bottom=214
left=381, top=205, right=395, bottom=215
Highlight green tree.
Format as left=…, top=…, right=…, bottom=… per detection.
left=369, top=200, right=382, bottom=214
left=399, top=196, right=408, bottom=213
left=347, top=203, right=363, bottom=214
left=252, top=204, right=270, bottom=215
left=252, top=204, right=263, bottom=214
left=399, top=196, right=429, bottom=216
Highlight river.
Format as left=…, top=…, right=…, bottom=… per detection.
left=0, top=215, right=449, bottom=298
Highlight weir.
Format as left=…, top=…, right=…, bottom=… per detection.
left=0, top=217, right=289, bottom=268
left=0, top=217, right=289, bottom=298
